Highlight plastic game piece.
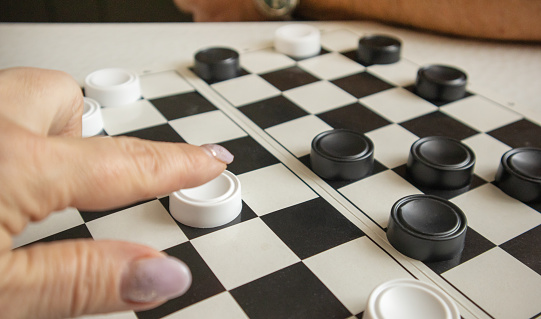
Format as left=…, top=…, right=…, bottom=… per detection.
left=362, top=278, right=460, bottom=319
left=415, top=65, right=467, bottom=102
left=194, top=47, right=241, bottom=82
left=169, top=170, right=242, bottom=228
left=84, top=68, right=141, bottom=107
left=386, top=194, right=467, bottom=262
left=274, top=24, right=321, bottom=59
left=310, top=129, right=374, bottom=180
left=495, top=147, right=541, bottom=203
left=81, top=97, right=104, bottom=137
left=357, top=34, right=401, bottom=65
left=407, top=136, right=475, bottom=190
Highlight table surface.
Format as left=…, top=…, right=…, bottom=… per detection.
left=1, top=21, right=540, bottom=123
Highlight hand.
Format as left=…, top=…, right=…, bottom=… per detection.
left=0, top=67, right=233, bottom=319
left=173, top=0, right=266, bottom=21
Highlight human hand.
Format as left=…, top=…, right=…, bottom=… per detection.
left=173, top=0, right=266, bottom=21
left=0, top=67, right=233, bottom=318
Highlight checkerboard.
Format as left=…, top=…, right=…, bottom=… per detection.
left=13, top=27, right=541, bottom=319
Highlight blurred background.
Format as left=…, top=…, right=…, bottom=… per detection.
left=0, top=0, right=193, bottom=22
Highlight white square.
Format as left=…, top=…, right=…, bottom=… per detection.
left=320, top=29, right=359, bottom=52
left=443, top=248, right=541, bottom=319
left=265, top=115, right=333, bottom=157
left=366, top=124, right=419, bottom=169
left=140, top=70, right=194, bottom=99
left=211, top=74, right=280, bottom=107
left=164, top=292, right=247, bottom=319
left=360, top=87, right=437, bottom=123
left=462, top=133, right=512, bottom=182
left=191, top=218, right=300, bottom=290
left=283, top=80, right=357, bottom=114
left=441, top=95, right=523, bottom=132
left=367, top=59, right=419, bottom=87
left=86, top=200, right=187, bottom=251
left=12, top=207, right=84, bottom=249
left=241, top=48, right=296, bottom=74
left=238, top=163, right=318, bottom=216
left=102, top=99, right=167, bottom=135
left=451, top=184, right=541, bottom=245
left=305, top=237, right=412, bottom=315
left=298, top=52, right=365, bottom=80
left=339, top=170, right=421, bottom=228
left=169, top=110, right=247, bottom=145
left=77, top=311, right=137, bottom=319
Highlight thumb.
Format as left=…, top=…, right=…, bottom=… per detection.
left=1, top=240, right=191, bottom=319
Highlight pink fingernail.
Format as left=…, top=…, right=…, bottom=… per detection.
left=201, top=144, right=234, bottom=164
left=121, top=257, right=192, bottom=303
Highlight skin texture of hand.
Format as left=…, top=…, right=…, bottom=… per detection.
left=0, top=67, right=233, bottom=319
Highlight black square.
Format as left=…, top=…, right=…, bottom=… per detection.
left=488, top=119, right=541, bottom=149
left=400, top=111, right=479, bottom=140
left=230, top=262, right=351, bottom=318
left=404, top=84, right=473, bottom=107
left=239, top=95, right=309, bottom=129
left=261, top=197, right=365, bottom=259
left=160, top=197, right=258, bottom=240
left=218, top=136, right=280, bottom=175
left=260, top=66, right=319, bottom=91
left=150, top=91, right=217, bottom=120
left=79, top=199, right=154, bottom=223
left=135, top=242, right=226, bottom=319
left=341, top=50, right=365, bottom=66
left=332, top=72, right=395, bottom=98
left=500, top=225, right=541, bottom=276
left=122, top=123, right=185, bottom=143
left=18, top=224, right=93, bottom=247
left=425, top=227, right=496, bottom=274
left=392, top=164, right=487, bottom=200
left=317, top=102, right=391, bottom=134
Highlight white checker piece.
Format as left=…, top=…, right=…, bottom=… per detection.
left=320, top=29, right=359, bottom=52
left=304, top=237, right=412, bottom=315
left=139, top=70, right=194, bottom=99
left=169, top=110, right=247, bottom=145
left=360, top=87, right=437, bottom=123
left=339, top=170, right=421, bottom=228
left=12, top=207, right=84, bottom=249
left=441, top=95, right=523, bottom=132
left=211, top=74, right=280, bottom=107
left=266, top=115, right=333, bottom=157
left=365, top=123, right=419, bottom=169
left=101, top=99, right=167, bottom=135
left=237, top=163, right=318, bottom=216
left=283, top=80, right=357, bottom=114
left=86, top=200, right=188, bottom=251
left=191, top=218, right=300, bottom=290
left=462, top=133, right=512, bottom=182
left=443, top=247, right=541, bottom=319
left=366, top=59, right=419, bottom=87
left=298, top=52, right=365, bottom=80
left=164, top=292, right=248, bottom=319
left=450, top=184, right=541, bottom=245
left=241, top=48, right=296, bottom=74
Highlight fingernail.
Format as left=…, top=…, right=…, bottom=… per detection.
left=201, top=144, right=234, bottom=164
left=121, top=257, right=192, bottom=303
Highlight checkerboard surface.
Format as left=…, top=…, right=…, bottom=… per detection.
left=13, top=28, right=541, bottom=319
